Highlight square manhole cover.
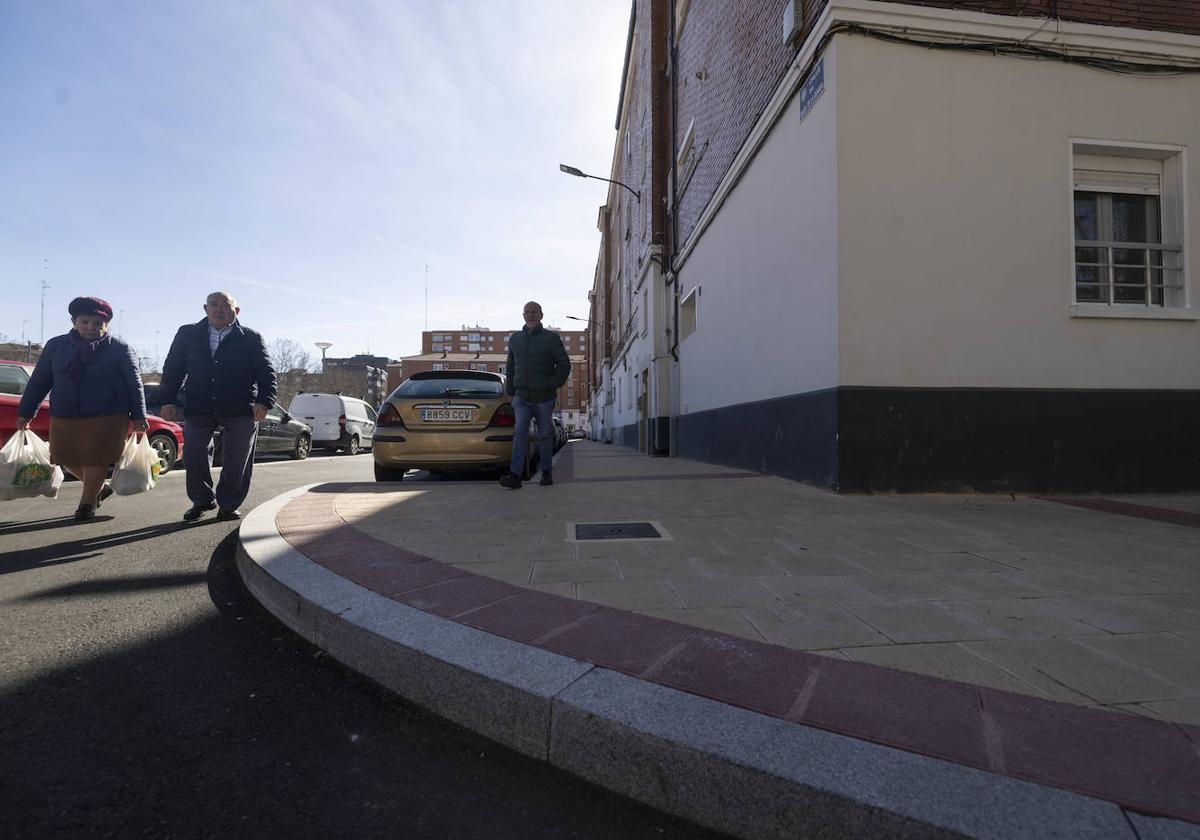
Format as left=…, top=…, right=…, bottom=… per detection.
left=575, top=522, right=662, bottom=540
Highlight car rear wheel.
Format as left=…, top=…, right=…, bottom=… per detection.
left=343, top=435, right=361, bottom=456
left=149, top=433, right=177, bottom=475
left=374, top=462, right=406, bottom=482
left=290, top=433, right=311, bottom=460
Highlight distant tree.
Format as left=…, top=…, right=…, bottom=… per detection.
left=269, top=338, right=317, bottom=374
left=269, top=338, right=318, bottom=411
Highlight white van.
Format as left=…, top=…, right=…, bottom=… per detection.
left=288, top=393, right=377, bottom=455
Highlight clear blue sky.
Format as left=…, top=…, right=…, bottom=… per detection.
left=0, top=1, right=629, bottom=366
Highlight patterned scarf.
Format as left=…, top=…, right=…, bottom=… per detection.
left=63, top=329, right=111, bottom=383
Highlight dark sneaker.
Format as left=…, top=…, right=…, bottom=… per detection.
left=539, top=472, right=554, bottom=486
left=96, top=485, right=114, bottom=509
left=498, top=472, right=522, bottom=489
left=183, top=502, right=217, bottom=522
left=216, top=508, right=242, bottom=521
left=74, top=504, right=96, bottom=521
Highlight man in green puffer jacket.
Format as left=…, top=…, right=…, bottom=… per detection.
left=499, top=301, right=571, bottom=489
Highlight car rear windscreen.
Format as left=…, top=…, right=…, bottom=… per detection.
left=393, top=376, right=503, bottom=399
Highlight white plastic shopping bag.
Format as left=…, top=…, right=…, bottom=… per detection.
left=0, top=429, right=64, bottom=501
left=111, top=433, right=161, bottom=496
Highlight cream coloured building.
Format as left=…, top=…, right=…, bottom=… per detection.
left=587, top=0, right=1200, bottom=491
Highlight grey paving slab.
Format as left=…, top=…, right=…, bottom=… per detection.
left=640, top=608, right=766, bottom=642
left=756, top=574, right=878, bottom=604
left=847, top=571, right=960, bottom=601
left=920, top=570, right=1049, bottom=599
left=1036, top=595, right=1200, bottom=634
left=937, top=597, right=1105, bottom=639
left=615, top=555, right=709, bottom=581
left=531, top=559, right=620, bottom=584
left=742, top=603, right=891, bottom=650
left=839, top=600, right=1000, bottom=644
left=668, top=576, right=781, bottom=609
left=762, top=552, right=867, bottom=576
left=449, top=560, right=533, bottom=584
left=550, top=669, right=1134, bottom=840
left=694, top=555, right=788, bottom=578
left=1073, top=633, right=1200, bottom=692
left=841, top=642, right=1049, bottom=697
left=575, top=580, right=684, bottom=610
left=1136, top=698, right=1200, bottom=726
left=963, top=638, right=1193, bottom=705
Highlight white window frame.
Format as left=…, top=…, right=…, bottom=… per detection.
left=680, top=284, right=699, bottom=340
left=1068, top=138, right=1194, bottom=321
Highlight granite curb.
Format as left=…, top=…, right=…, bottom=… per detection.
left=235, top=484, right=1200, bottom=840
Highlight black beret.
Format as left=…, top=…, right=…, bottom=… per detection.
left=68, top=296, right=114, bottom=321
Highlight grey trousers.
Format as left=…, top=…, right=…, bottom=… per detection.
left=183, top=415, right=258, bottom=511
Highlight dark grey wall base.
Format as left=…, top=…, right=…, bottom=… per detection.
left=676, top=387, right=1200, bottom=493
left=618, top=422, right=639, bottom=449
left=676, top=390, right=839, bottom=487
left=649, top=416, right=670, bottom=456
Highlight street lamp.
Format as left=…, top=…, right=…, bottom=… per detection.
left=559, top=164, right=640, bottom=202
left=565, top=315, right=594, bottom=325
left=315, top=341, right=332, bottom=372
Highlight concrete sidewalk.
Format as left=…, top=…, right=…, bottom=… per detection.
left=237, top=441, right=1200, bottom=839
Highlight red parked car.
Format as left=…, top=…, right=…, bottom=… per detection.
left=0, top=359, right=184, bottom=473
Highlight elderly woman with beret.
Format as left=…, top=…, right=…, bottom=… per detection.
left=16, top=297, right=150, bottom=521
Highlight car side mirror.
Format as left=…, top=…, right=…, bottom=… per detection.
left=280, top=412, right=291, bottom=422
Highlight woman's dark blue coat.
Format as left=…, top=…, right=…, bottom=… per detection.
left=17, top=334, right=148, bottom=420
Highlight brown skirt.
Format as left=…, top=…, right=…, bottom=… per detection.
left=49, top=415, right=130, bottom=467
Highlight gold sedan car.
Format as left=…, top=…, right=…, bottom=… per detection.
left=373, top=370, right=539, bottom=481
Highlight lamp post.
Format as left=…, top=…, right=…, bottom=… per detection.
left=565, top=315, right=594, bottom=325
left=315, top=341, right=332, bottom=372
left=558, top=164, right=640, bottom=202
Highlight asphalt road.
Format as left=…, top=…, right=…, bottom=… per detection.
left=0, top=452, right=726, bottom=839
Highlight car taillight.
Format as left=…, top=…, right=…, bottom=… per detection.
left=338, top=414, right=347, bottom=426
left=378, top=404, right=406, bottom=428
left=487, top=403, right=516, bottom=428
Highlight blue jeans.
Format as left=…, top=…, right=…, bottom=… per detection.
left=510, top=395, right=555, bottom=476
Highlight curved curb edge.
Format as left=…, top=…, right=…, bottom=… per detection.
left=236, top=488, right=1170, bottom=840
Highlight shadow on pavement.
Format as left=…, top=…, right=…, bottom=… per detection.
left=0, top=516, right=83, bottom=536
left=18, top=571, right=210, bottom=601
left=0, top=528, right=725, bottom=840
left=0, top=519, right=222, bottom=576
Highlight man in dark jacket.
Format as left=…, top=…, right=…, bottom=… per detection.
left=158, top=291, right=277, bottom=521
left=499, top=301, right=570, bottom=489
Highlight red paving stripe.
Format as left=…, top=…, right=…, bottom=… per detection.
left=799, top=658, right=991, bottom=771
left=537, top=610, right=698, bottom=677
left=455, top=589, right=599, bottom=644
left=402, top=575, right=526, bottom=618
left=1042, top=497, right=1200, bottom=529
left=979, top=689, right=1200, bottom=822
left=646, top=633, right=818, bottom=718
left=274, top=495, right=1200, bottom=824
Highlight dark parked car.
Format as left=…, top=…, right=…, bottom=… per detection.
left=145, top=383, right=311, bottom=464
left=213, top=406, right=312, bottom=465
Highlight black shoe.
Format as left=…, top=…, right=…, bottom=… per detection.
left=95, top=485, right=114, bottom=509
left=74, top=504, right=96, bottom=521
left=498, top=472, right=522, bottom=489
left=183, top=502, right=217, bottom=522
left=539, top=472, right=554, bottom=486
left=216, top=508, right=242, bottom=521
